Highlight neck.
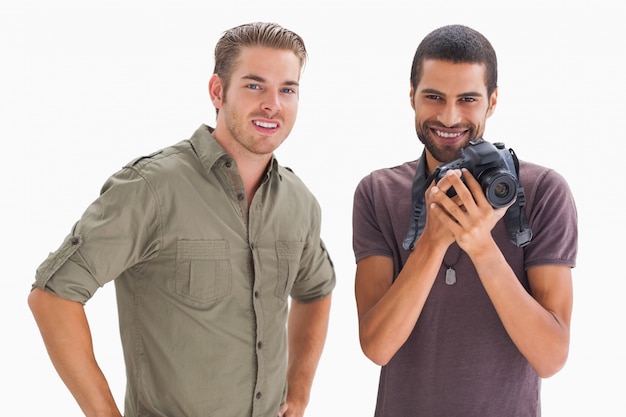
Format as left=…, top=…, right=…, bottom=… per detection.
left=237, top=157, right=271, bottom=205
left=424, top=151, right=441, bottom=175
left=213, top=131, right=273, bottom=206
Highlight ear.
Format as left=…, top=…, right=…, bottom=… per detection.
left=409, top=84, right=416, bottom=110
left=486, top=87, right=498, bottom=118
left=208, top=74, right=224, bottom=109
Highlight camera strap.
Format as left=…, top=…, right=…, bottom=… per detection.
left=503, top=148, right=533, bottom=247
left=402, top=151, right=439, bottom=251
left=402, top=149, right=532, bottom=252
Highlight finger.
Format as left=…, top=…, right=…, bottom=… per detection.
left=434, top=169, right=462, bottom=195
left=429, top=201, right=463, bottom=233
left=459, top=168, right=488, bottom=209
left=430, top=187, right=467, bottom=225
left=443, top=171, right=476, bottom=213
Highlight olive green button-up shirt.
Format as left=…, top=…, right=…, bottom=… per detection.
left=33, top=124, right=336, bottom=417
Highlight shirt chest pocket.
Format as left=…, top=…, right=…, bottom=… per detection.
left=175, top=240, right=232, bottom=305
left=275, top=241, right=305, bottom=300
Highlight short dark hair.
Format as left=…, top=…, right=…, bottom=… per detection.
left=410, top=25, right=498, bottom=97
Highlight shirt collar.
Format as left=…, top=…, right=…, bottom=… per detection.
left=189, top=124, right=280, bottom=176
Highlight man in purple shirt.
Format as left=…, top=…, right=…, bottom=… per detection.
left=352, top=24, right=577, bottom=416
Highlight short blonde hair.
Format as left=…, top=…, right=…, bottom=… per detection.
left=213, top=22, right=307, bottom=95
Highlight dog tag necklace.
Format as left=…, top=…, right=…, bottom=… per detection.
left=443, top=245, right=463, bottom=285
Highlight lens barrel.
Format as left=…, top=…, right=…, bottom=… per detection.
left=480, top=170, right=517, bottom=208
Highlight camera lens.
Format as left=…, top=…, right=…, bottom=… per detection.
left=481, top=170, right=517, bottom=208
left=493, top=182, right=510, bottom=199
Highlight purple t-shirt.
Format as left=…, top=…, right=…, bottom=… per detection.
left=352, top=157, right=577, bottom=417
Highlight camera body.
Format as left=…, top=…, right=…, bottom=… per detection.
left=434, top=139, right=520, bottom=208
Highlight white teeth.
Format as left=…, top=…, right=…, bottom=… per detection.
left=254, top=121, right=277, bottom=129
left=435, top=130, right=462, bottom=139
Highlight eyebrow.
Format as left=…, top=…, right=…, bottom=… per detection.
left=420, top=88, right=483, bottom=98
left=241, top=74, right=300, bottom=87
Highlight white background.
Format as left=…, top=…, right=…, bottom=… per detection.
left=2, top=1, right=625, bottom=415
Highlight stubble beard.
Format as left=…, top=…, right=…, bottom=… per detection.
left=416, top=121, right=481, bottom=164
left=222, top=104, right=287, bottom=157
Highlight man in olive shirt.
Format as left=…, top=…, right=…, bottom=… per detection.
left=28, top=22, right=335, bottom=417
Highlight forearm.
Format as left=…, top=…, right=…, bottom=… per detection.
left=28, top=288, right=122, bottom=417
left=285, top=295, right=331, bottom=415
left=470, top=243, right=572, bottom=377
left=357, top=237, right=447, bottom=365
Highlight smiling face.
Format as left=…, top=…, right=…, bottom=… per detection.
left=410, top=59, right=498, bottom=172
left=209, top=46, right=301, bottom=161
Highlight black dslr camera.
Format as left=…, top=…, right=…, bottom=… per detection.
left=403, top=138, right=532, bottom=250
left=434, top=139, right=520, bottom=208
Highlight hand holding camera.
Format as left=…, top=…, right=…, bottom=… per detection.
left=433, top=139, right=520, bottom=208
left=403, top=138, right=532, bottom=251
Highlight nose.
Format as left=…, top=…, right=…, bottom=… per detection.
left=262, top=90, right=282, bottom=115
left=437, top=102, right=462, bottom=127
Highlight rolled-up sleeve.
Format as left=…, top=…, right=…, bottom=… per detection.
left=33, top=167, right=161, bottom=304
left=289, top=197, right=335, bottom=302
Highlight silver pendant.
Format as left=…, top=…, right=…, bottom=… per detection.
left=445, top=267, right=456, bottom=285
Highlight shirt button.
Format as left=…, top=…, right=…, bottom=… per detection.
left=70, top=237, right=80, bottom=245
left=256, top=392, right=262, bottom=399
left=257, top=341, right=263, bottom=349
left=254, top=291, right=260, bottom=298
left=225, top=161, right=232, bottom=168
left=237, top=193, right=245, bottom=201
